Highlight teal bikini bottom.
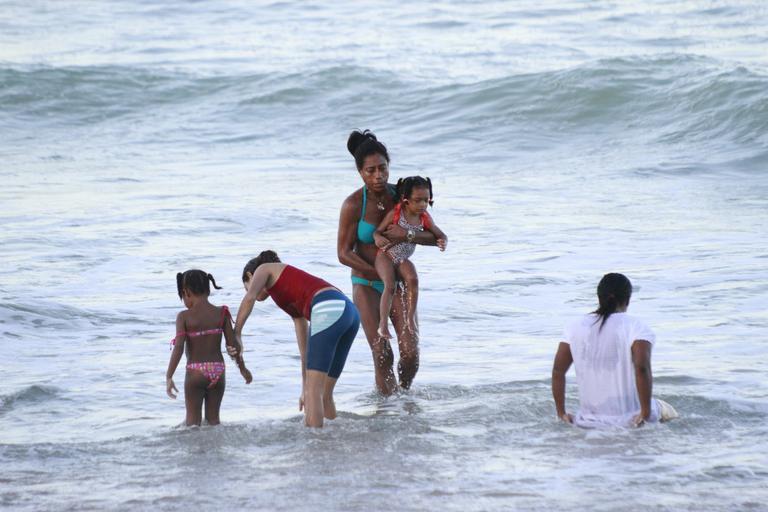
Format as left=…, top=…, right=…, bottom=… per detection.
left=351, top=276, right=385, bottom=294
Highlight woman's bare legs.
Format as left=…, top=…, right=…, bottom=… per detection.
left=374, top=252, right=397, bottom=339
left=353, top=284, right=397, bottom=396
left=391, top=285, right=419, bottom=390
left=304, top=369, right=327, bottom=427
left=323, top=376, right=338, bottom=420
left=396, top=259, right=419, bottom=334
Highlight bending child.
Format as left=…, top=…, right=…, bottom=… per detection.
left=166, top=269, right=252, bottom=426
left=373, top=176, right=447, bottom=339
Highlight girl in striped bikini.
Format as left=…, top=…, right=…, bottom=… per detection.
left=165, top=270, right=252, bottom=426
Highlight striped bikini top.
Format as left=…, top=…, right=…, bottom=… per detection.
left=170, top=305, right=230, bottom=348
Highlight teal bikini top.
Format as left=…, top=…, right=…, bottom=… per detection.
left=357, top=185, right=396, bottom=244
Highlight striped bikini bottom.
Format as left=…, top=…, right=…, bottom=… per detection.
left=186, top=361, right=226, bottom=389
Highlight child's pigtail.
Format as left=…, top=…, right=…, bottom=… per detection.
left=426, top=177, right=434, bottom=206
left=176, top=272, right=185, bottom=299
left=395, top=177, right=405, bottom=202
left=208, top=273, right=223, bottom=290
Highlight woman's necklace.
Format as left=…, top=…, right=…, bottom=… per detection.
left=368, top=189, right=386, bottom=211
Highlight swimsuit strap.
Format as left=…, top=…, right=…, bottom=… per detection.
left=393, top=202, right=402, bottom=224
left=421, top=211, right=430, bottom=230
left=361, top=186, right=367, bottom=218
left=393, top=203, right=430, bottom=230
left=169, top=309, right=230, bottom=350
left=173, top=327, right=223, bottom=340
left=220, top=305, right=231, bottom=328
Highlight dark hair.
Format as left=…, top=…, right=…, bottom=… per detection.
left=347, top=129, right=390, bottom=171
left=242, top=250, right=281, bottom=282
left=396, top=176, right=434, bottom=206
left=592, top=273, right=632, bottom=329
left=176, top=269, right=222, bottom=299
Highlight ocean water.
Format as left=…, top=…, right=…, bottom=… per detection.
left=2, top=1, right=768, bottom=510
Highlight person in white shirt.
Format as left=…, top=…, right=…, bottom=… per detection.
left=551, top=273, right=678, bottom=428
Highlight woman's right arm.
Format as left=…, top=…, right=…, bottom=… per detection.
left=382, top=223, right=437, bottom=246
left=551, top=342, right=574, bottom=423
left=293, top=317, right=309, bottom=410
left=337, top=197, right=379, bottom=279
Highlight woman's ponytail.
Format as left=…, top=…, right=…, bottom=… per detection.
left=242, top=250, right=281, bottom=282
left=593, top=273, right=632, bottom=329
left=347, top=129, right=390, bottom=170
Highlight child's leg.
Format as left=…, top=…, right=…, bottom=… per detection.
left=184, top=370, right=206, bottom=426
left=204, top=374, right=225, bottom=426
left=397, top=259, right=419, bottom=332
left=374, top=251, right=398, bottom=339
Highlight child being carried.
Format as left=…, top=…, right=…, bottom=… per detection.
left=373, top=176, right=447, bottom=339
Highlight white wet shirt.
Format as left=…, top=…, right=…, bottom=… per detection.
left=563, top=312, right=661, bottom=428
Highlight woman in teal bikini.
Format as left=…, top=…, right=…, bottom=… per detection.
left=337, top=130, right=437, bottom=395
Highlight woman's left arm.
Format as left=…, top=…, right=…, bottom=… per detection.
left=383, top=222, right=437, bottom=246
left=293, top=317, right=309, bottom=411
left=552, top=342, right=574, bottom=423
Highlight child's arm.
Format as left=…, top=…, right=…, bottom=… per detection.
left=166, top=312, right=186, bottom=399
left=373, top=210, right=396, bottom=250
left=425, top=214, right=448, bottom=251
left=224, top=312, right=252, bottom=384
left=293, top=317, right=310, bottom=411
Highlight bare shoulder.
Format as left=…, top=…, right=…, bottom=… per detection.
left=340, top=188, right=363, bottom=217
left=261, top=262, right=285, bottom=277
left=342, top=188, right=362, bottom=207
